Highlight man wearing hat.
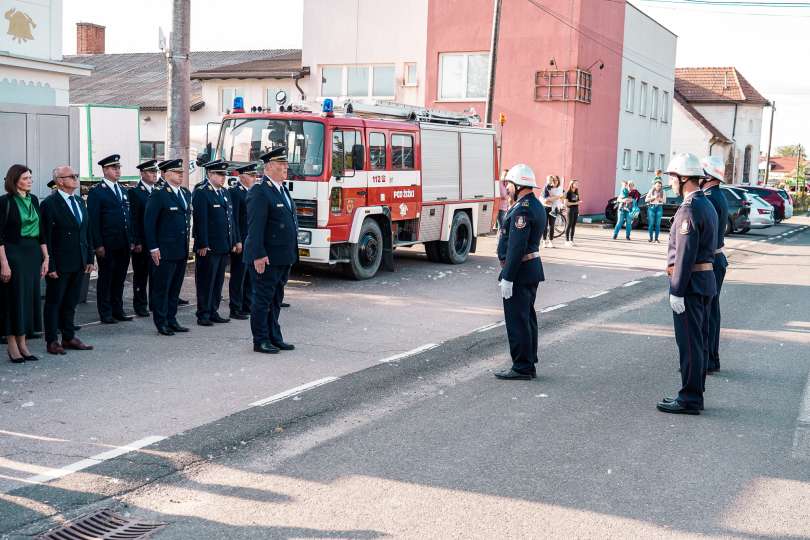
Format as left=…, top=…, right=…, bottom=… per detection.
left=227, top=163, right=259, bottom=320
left=244, top=147, right=298, bottom=354
left=144, top=159, right=192, bottom=336
left=129, top=159, right=160, bottom=317
left=86, top=154, right=133, bottom=324
left=192, top=159, right=238, bottom=326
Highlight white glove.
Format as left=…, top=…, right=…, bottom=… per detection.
left=499, top=280, right=514, bottom=300
left=669, top=294, right=685, bottom=314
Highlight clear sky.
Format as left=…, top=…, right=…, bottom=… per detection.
left=62, top=0, right=807, bottom=154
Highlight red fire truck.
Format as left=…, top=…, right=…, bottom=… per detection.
left=213, top=101, right=499, bottom=279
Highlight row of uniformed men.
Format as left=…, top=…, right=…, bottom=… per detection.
left=494, top=153, right=729, bottom=416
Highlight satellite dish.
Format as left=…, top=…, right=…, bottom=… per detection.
left=275, top=90, right=288, bottom=106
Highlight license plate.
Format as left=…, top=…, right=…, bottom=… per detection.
left=298, top=248, right=310, bottom=257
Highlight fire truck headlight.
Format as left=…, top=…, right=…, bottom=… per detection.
left=297, top=230, right=312, bottom=245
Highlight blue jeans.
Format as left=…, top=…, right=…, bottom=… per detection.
left=613, top=209, right=632, bottom=239
left=647, top=205, right=663, bottom=240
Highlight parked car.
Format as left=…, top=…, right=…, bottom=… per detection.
left=719, top=185, right=752, bottom=234
left=776, top=188, right=794, bottom=219
left=734, top=185, right=788, bottom=222
left=746, top=194, right=776, bottom=229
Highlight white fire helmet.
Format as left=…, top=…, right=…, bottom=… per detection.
left=505, top=164, right=537, bottom=188
left=701, top=155, right=725, bottom=183
left=666, top=153, right=705, bottom=179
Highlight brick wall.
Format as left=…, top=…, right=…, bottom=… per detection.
left=77, top=23, right=105, bottom=55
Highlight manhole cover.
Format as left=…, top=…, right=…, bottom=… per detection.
left=38, top=509, right=166, bottom=539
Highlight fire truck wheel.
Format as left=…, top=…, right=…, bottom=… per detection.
left=424, top=241, right=442, bottom=262
left=439, top=211, right=473, bottom=264
left=347, top=219, right=384, bottom=280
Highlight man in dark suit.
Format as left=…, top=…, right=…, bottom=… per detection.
left=86, top=154, right=133, bottom=324
left=40, top=166, right=95, bottom=355
left=129, top=159, right=160, bottom=317
left=144, top=159, right=192, bottom=336
left=228, top=163, right=259, bottom=320
left=192, top=159, right=238, bottom=326
left=244, top=147, right=298, bottom=354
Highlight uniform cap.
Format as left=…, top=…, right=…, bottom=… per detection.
left=158, top=159, right=184, bottom=172
left=259, top=146, right=288, bottom=163
left=235, top=163, right=259, bottom=174
left=666, top=153, right=705, bottom=178
left=202, top=159, right=229, bottom=172
left=136, top=159, right=159, bottom=171
left=701, top=155, right=725, bottom=182
left=98, top=154, right=121, bottom=167
left=505, top=164, right=537, bottom=188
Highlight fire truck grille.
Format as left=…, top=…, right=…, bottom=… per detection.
left=295, top=199, right=318, bottom=228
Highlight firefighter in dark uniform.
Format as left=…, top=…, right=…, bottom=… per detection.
left=228, top=163, right=259, bottom=320
left=494, top=164, right=546, bottom=380
left=86, top=154, right=133, bottom=324
left=658, top=153, right=718, bottom=415
left=129, top=159, right=160, bottom=317
left=192, top=159, right=238, bottom=326
left=701, top=155, right=729, bottom=374
left=244, top=147, right=297, bottom=354
left=144, top=159, right=192, bottom=336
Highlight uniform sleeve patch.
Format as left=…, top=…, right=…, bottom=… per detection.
left=679, top=220, right=690, bottom=235
left=515, top=215, right=527, bottom=229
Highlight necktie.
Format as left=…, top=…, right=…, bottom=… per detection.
left=177, top=189, right=187, bottom=210
left=69, top=196, right=82, bottom=223
left=113, top=183, right=122, bottom=202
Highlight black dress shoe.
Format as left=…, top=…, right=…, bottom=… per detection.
left=657, top=400, right=700, bottom=415
left=113, top=313, right=134, bottom=322
left=271, top=341, right=295, bottom=351
left=178, top=298, right=190, bottom=305
left=253, top=341, right=280, bottom=354
left=197, top=319, right=214, bottom=327
left=135, top=309, right=151, bottom=317
left=281, top=302, right=290, bottom=308
left=229, top=311, right=249, bottom=320
left=661, top=397, right=704, bottom=411
left=7, top=352, right=24, bottom=364
left=23, top=354, right=39, bottom=362
left=210, top=314, right=231, bottom=323
left=168, top=322, right=190, bottom=333
left=157, top=326, right=175, bottom=336
left=100, top=316, right=118, bottom=324
left=494, top=368, right=532, bottom=380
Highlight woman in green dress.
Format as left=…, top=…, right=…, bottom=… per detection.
left=0, top=165, right=49, bottom=363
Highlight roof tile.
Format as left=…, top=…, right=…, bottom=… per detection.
left=674, top=67, right=769, bottom=105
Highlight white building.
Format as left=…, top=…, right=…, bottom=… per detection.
left=670, top=67, right=769, bottom=184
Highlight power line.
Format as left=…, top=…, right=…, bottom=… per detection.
left=637, top=0, right=810, bottom=6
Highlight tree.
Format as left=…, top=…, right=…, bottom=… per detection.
left=776, top=144, right=806, bottom=158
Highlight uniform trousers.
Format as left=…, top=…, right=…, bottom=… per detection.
left=44, top=271, right=83, bottom=343
left=674, top=294, right=711, bottom=409
left=96, top=246, right=130, bottom=319
left=249, top=264, right=289, bottom=345
left=151, top=258, right=186, bottom=329
left=131, top=250, right=151, bottom=312
left=503, top=281, right=539, bottom=374
left=708, top=253, right=727, bottom=371
left=195, top=252, right=228, bottom=321
left=228, top=251, right=252, bottom=314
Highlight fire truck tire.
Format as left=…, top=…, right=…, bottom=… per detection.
left=438, top=211, right=473, bottom=264
left=424, top=241, right=442, bottom=262
left=347, top=219, right=384, bottom=280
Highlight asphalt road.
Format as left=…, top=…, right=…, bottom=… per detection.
left=1, top=218, right=809, bottom=539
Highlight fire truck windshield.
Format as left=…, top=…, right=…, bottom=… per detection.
left=217, top=118, right=325, bottom=178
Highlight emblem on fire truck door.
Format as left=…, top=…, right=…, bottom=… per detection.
left=346, top=198, right=354, bottom=213
left=399, top=203, right=408, bottom=217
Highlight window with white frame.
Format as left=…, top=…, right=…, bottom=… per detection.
left=320, top=65, right=395, bottom=98
left=636, top=150, right=643, bottom=171
left=372, top=65, right=395, bottom=97
left=347, top=66, right=369, bottom=97
left=651, top=87, right=659, bottom=120
left=321, top=66, right=343, bottom=97
left=439, top=52, right=489, bottom=100
left=625, top=77, right=635, bottom=112
left=639, top=82, right=648, bottom=117
left=662, top=91, right=669, bottom=123
left=404, top=62, right=418, bottom=86
left=659, top=154, right=665, bottom=171
left=647, top=152, right=655, bottom=172
left=622, top=149, right=631, bottom=170
left=220, top=87, right=245, bottom=113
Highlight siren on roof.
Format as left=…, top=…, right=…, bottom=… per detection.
left=232, top=96, right=245, bottom=113
left=322, top=98, right=334, bottom=117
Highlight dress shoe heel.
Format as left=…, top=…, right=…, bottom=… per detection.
left=7, top=352, right=25, bottom=364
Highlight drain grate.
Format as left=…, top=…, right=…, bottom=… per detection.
left=38, top=509, right=167, bottom=539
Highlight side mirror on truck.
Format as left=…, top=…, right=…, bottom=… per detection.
left=351, top=144, right=365, bottom=171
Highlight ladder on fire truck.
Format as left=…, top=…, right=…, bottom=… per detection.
left=339, top=101, right=483, bottom=127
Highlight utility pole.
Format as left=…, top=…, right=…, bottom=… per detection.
left=795, top=143, right=802, bottom=191
left=166, top=0, right=191, bottom=186
left=764, top=101, right=775, bottom=185
left=485, top=0, right=502, bottom=126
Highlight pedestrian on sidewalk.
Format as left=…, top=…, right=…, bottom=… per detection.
left=645, top=178, right=665, bottom=243
left=494, top=164, right=545, bottom=381
left=497, top=169, right=510, bottom=230
left=0, top=164, right=48, bottom=363
left=40, top=166, right=95, bottom=355
left=541, top=175, right=563, bottom=248
left=613, top=181, right=633, bottom=240
left=564, top=178, right=581, bottom=246
left=657, top=153, right=718, bottom=415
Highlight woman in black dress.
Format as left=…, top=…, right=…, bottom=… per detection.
left=0, top=165, right=49, bottom=363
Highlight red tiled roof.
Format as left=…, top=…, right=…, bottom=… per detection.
left=675, top=67, right=769, bottom=105
left=673, top=90, right=730, bottom=143
left=762, top=155, right=799, bottom=173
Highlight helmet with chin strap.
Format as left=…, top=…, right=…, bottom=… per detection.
left=701, top=155, right=725, bottom=185
left=505, top=163, right=537, bottom=189
left=666, top=153, right=706, bottom=190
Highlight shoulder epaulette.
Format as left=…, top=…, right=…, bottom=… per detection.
left=521, top=200, right=530, bottom=207
left=207, top=184, right=214, bottom=191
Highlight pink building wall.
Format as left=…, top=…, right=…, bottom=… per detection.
left=425, top=0, right=625, bottom=215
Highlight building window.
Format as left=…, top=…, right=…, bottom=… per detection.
left=372, top=65, right=395, bottom=97
left=391, top=133, right=414, bottom=169
left=534, top=69, right=592, bottom=104
left=439, top=52, right=489, bottom=100
left=635, top=150, right=643, bottom=171
left=321, top=66, right=343, bottom=97
left=662, top=91, right=669, bottom=123
left=622, top=149, right=631, bottom=170
left=639, top=82, right=648, bottom=117
left=265, top=88, right=284, bottom=111
left=651, top=87, right=659, bottom=120
left=659, top=154, right=665, bottom=171
left=347, top=66, right=369, bottom=97
left=647, top=152, right=655, bottom=172
left=625, top=77, right=635, bottom=112
left=322, top=65, right=395, bottom=98
left=369, top=132, right=386, bottom=170
left=404, top=63, right=418, bottom=86
left=140, top=141, right=165, bottom=161
left=220, top=87, right=245, bottom=113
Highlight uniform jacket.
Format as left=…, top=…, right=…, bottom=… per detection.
left=497, top=192, right=546, bottom=284
left=244, top=176, right=298, bottom=267
left=86, top=180, right=131, bottom=250
left=667, top=190, right=718, bottom=297
left=228, top=183, right=249, bottom=243
left=703, top=185, right=729, bottom=268
left=144, top=184, right=192, bottom=261
left=39, top=192, right=93, bottom=273
left=192, top=184, right=237, bottom=253
left=0, top=193, right=45, bottom=246
left=129, top=181, right=155, bottom=246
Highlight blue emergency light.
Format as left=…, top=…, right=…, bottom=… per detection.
left=322, top=98, right=334, bottom=114
left=232, top=96, right=245, bottom=113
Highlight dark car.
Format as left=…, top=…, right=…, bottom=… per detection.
left=719, top=185, right=752, bottom=234
left=733, top=185, right=786, bottom=222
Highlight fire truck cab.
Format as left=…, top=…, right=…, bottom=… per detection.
left=214, top=101, right=498, bottom=279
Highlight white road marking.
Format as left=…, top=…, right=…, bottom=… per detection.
left=792, top=369, right=810, bottom=461
left=25, top=435, right=166, bottom=484
left=653, top=271, right=666, bottom=277
left=378, top=343, right=439, bottom=363
left=586, top=291, right=610, bottom=299
left=540, top=303, right=567, bottom=313
left=249, top=377, right=340, bottom=407
left=623, top=280, right=641, bottom=287
left=473, top=321, right=506, bottom=333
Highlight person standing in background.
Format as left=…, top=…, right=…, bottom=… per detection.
left=228, top=163, right=259, bottom=320
left=645, top=179, right=665, bottom=243
left=497, top=169, right=510, bottom=229
left=613, top=181, right=633, bottom=241
left=564, top=178, right=581, bottom=247
left=541, top=175, right=563, bottom=248
left=129, top=159, right=160, bottom=317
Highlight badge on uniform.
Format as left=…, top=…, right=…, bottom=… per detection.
left=515, top=215, right=526, bottom=229
left=680, top=220, right=690, bottom=235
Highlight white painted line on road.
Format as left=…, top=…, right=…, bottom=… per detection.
left=25, top=435, right=166, bottom=484
left=378, top=343, right=439, bottom=363
left=653, top=271, right=666, bottom=277
left=623, top=280, right=642, bottom=287
left=474, top=321, right=506, bottom=333
left=792, top=370, right=810, bottom=461
left=586, top=291, right=610, bottom=299
left=540, top=303, right=567, bottom=313
left=249, top=377, right=340, bottom=407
